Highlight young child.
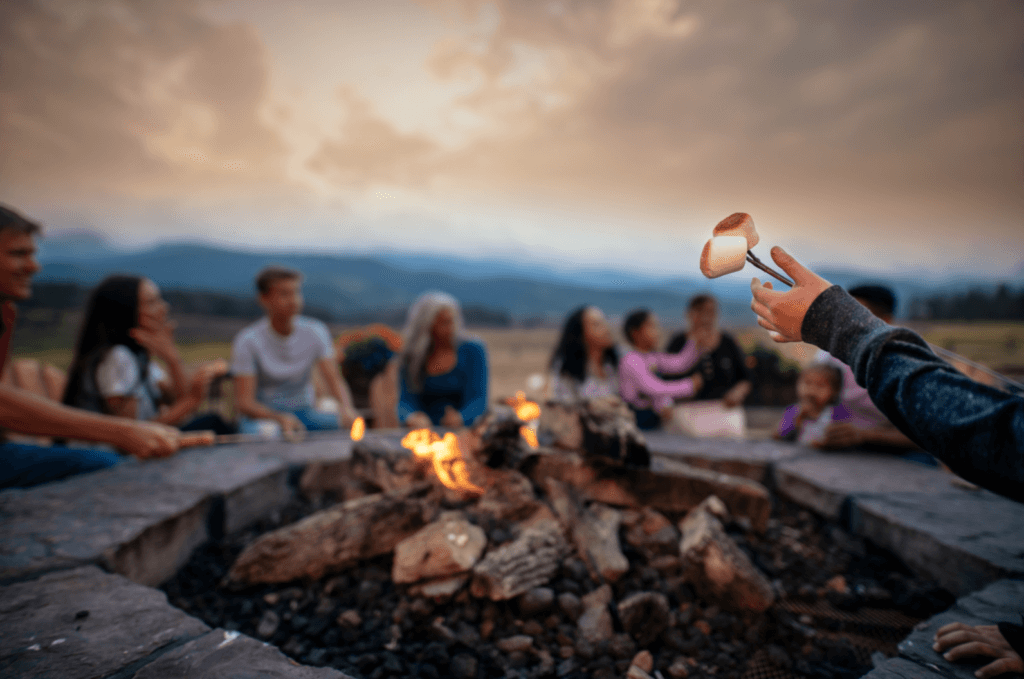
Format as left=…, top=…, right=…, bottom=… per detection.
left=776, top=363, right=851, bottom=445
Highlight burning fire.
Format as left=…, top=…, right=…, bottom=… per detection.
left=510, top=390, right=540, bottom=449
left=401, top=429, right=484, bottom=494
left=350, top=416, right=365, bottom=441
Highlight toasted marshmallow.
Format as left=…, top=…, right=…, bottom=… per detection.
left=700, top=236, right=748, bottom=278
left=712, top=213, right=759, bottom=250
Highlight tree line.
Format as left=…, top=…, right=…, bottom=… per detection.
left=908, top=284, right=1024, bottom=321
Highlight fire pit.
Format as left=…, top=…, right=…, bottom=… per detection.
left=162, top=399, right=953, bottom=679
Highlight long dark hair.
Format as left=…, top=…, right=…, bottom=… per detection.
left=62, top=275, right=147, bottom=411
left=550, top=306, right=618, bottom=382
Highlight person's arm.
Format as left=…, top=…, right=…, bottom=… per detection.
left=750, top=247, right=1024, bottom=500
left=317, top=357, right=358, bottom=427
left=457, top=341, right=488, bottom=427
left=653, top=338, right=702, bottom=374
left=233, top=374, right=303, bottom=435
left=620, top=352, right=702, bottom=402
left=130, top=322, right=188, bottom=402
left=397, top=364, right=429, bottom=427
left=720, top=335, right=752, bottom=408
left=0, top=383, right=179, bottom=458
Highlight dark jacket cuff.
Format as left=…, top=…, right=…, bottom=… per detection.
left=801, top=285, right=887, bottom=365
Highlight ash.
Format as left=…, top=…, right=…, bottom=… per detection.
left=162, top=495, right=953, bottom=679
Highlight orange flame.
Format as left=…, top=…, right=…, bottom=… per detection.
left=401, top=429, right=483, bottom=494
left=511, top=390, right=541, bottom=421
left=350, top=416, right=365, bottom=441
left=520, top=425, right=539, bottom=448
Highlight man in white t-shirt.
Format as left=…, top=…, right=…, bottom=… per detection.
left=232, top=266, right=358, bottom=437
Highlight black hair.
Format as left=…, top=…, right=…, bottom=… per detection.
left=0, top=204, right=42, bottom=236
left=802, top=363, right=844, bottom=403
left=550, top=306, right=618, bottom=381
left=63, top=275, right=148, bottom=412
left=848, top=284, right=896, bottom=317
left=688, top=294, right=717, bottom=311
left=622, top=308, right=652, bottom=347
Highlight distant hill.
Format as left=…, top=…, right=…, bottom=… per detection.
left=33, top=236, right=1020, bottom=327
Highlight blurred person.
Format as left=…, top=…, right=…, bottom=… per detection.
left=814, top=284, right=922, bottom=456
left=664, top=294, right=753, bottom=407
left=548, top=305, right=619, bottom=403
left=0, top=205, right=180, bottom=489
left=749, top=246, right=1023, bottom=501
left=775, top=363, right=851, bottom=445
left=399, top=292, right=488, bottom=429
left=63, top=275, right=233, bottom=434
left=232, top=266, right=358, bottom=438
left=619, top=309, right=704, bottom=430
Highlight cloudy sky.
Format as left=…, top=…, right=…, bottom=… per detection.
left=2, top=0, right=1021, bottom=278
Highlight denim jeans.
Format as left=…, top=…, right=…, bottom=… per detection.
left=238, top=408, right=339, bottom=436
left=0, top=442, right=121, bottom=490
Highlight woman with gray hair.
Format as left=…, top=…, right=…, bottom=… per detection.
left=398, top=292, right=489, bottom=428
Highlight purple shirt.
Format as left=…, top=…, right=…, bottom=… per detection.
left=619, top=340, right=702, bottom=411
left=777, top=402, right=853, bottom=443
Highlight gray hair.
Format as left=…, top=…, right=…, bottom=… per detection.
left=400, top=291, right=466, bottom=393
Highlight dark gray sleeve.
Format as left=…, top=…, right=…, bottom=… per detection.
left=800, top=285, right=1024, bottom=502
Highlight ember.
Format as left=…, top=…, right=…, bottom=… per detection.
left=351, top=417, right=366, bottom=441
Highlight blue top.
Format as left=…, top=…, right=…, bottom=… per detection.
left=802, top=285, right=1023, bottom=502
left=398, top=340, right=489, bottom=427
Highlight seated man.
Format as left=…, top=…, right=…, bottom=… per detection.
left=0, top=204, right=180, bottom=489
left=232, top=266, right=358, bottom=437
left=814, top=285, right=923, bottom=457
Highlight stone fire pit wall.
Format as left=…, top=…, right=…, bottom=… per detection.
left=1, top=430, right=1022, bottom=679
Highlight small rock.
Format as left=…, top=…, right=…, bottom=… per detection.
left=626, top=666, right=653, bottom=679
left=632, top=650, right=654, bottom=673
left=496, top=635, right=534, bottom=653
left=693, top=620, right=712, bottom=636
left=825, top=575, right=847, bottom=593
left=336, top=609, right=362, bottom=628
left=667, top=657, right=690, bottom=678
left=263, top=593, right=280, bottom=605
left=559, top=645, right=575, bottom=659
left=480, top=618, right=495, bottom=639
left=557, top=658, right=576, bottom=676
left=523, top=620, right=545, bottom=636
left=618, top=591, right=671, bottom=647
left=576, top=605, right=614, bottom=645
left=607, top=633, right=636, bottom=659
left=558, top=592, right=583, bottom=621
left=581, top=584, right=613, bottom=610
left=257, top=610, right=280, bottom=639
left=520, top=587, right=556, bottom=617
left=451, top=653, right=478, bottom=679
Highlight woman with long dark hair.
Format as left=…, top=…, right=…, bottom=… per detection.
left=63, top=275, right=230, bottom=432
left=548, top=306, right=619, bottom=403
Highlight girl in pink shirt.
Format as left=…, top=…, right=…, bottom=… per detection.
left=618, top=309, right=704, bottom=430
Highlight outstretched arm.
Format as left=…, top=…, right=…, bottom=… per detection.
left=0, top=384, right=180, bottom=459
left=749, top=247, right=1024, bottom=500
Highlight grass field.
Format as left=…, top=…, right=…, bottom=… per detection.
left=11, top=321, right=1024, bottom=405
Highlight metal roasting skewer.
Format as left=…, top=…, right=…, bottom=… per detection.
left=746, top=251, right=794, bottom=287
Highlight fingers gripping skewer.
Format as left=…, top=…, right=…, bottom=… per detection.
left=745, top=250, right=793, bottom=287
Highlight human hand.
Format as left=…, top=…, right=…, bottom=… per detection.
left=129, top=319, right=179, bottom=362
left=689, top=372, right=704, bottom=396
left=933, top=622, right=1023, bottom=679
left=116, top=420, right=180, bottom=459
left=406, top=411, right=432, bottom=429
left=749, top=247, right=833, bottom=343
left=188, top=359, right=229, bottom=402
left=441, top=406, right=464, bottom=429
left=276, top=413, right=306, bottom=440
left=721, top=382, right=748, bottom=409
left=817, top=422, right=865, bottom=450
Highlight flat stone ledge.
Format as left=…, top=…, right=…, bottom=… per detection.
left=774, top=452, right=963, bottom=519
left=132, top=628, right=355, bottom=678
left=0, top=565, right=209, bottom=679
left=851, top=492, right=1024, bottom=596
left=862, top=657, right=947, bottom=679
left=0, top=445, right=290, bottom=586
left=643, top=431, right=803, bottom=482
left=896, top=579, right=1024, bottom=679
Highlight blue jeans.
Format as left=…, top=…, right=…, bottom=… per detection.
left=238, top=408, right=339, bottom=436
left=0, top=442, right=121, bottom=490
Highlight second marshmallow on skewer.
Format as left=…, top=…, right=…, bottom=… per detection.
left=700, top=236, right=749, bottom=278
